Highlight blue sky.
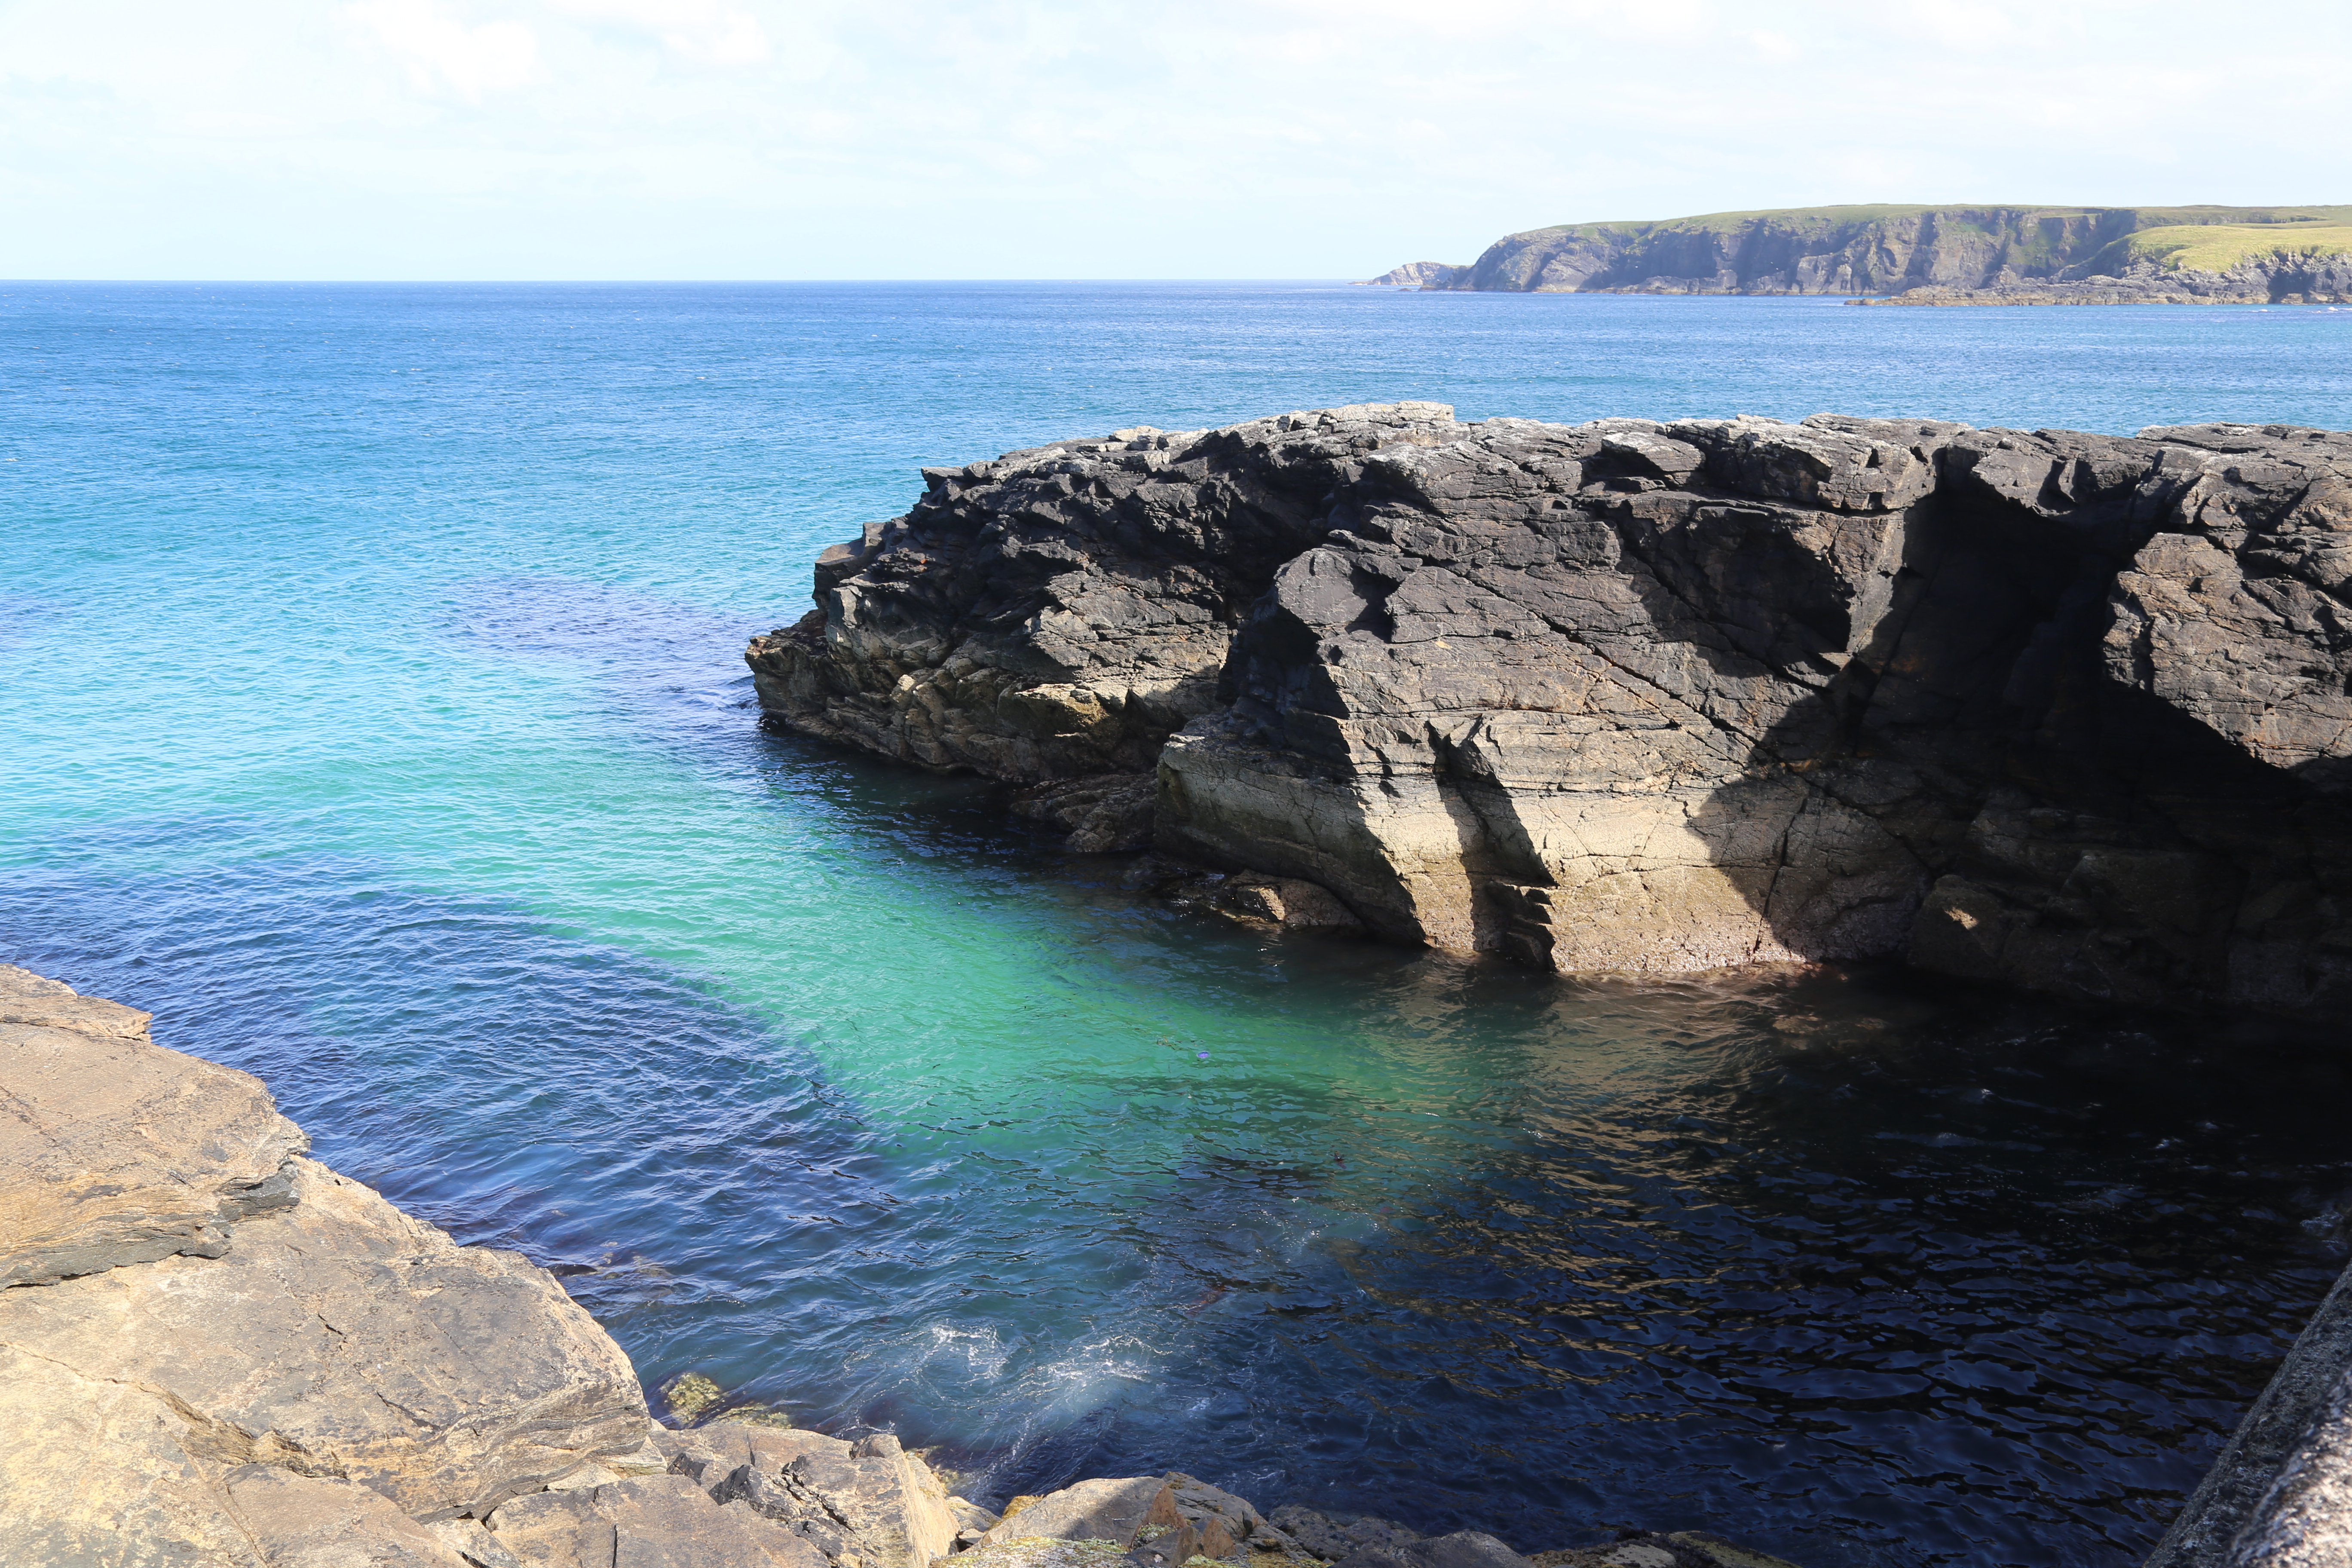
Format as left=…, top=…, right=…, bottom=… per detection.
left=3, top=0, right=2345, bottom=279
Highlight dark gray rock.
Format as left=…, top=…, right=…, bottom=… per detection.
left=748, top=403, right=1463, bottom=790
left=1268, top=1507, right=1424, bottom=1561
left=1329, top=1531, right=1533, bottom=1568
left=754, top=404, right=2352, bottom=1021
left=1859, top=253, right=2352, bottom=306
left=1011, top=773, right=1159, bottom=852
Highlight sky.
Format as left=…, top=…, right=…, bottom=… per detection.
left=3, top=0, right=2347, bottom=280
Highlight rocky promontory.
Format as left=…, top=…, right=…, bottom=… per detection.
left=750, top=403, right=2352, bottom=1023
left=1355, top=262, right=1468, bottom=288
left=4, top=962, right=1819, bottom=1565
left=1366, top=204, right=2352, bottom=302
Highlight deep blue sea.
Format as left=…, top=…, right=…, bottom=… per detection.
left=9, top=282, right=2352, bottom=1568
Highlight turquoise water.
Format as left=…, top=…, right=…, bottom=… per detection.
left=9, top=282, right=2352, bottom=1568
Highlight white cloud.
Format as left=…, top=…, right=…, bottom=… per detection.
left=545, top=0, right=770, bottom=64
left=348, top=0, right=541, bottom=96
left=1, top=0, right=2348, bottom=279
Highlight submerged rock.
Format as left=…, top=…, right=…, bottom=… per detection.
left=752, top=405, right=2352, bottom=1021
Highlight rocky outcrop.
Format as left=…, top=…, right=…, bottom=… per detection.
left=2, top=960, right=1804, bottom=1565
left=2152, top=1256, right=2352, bottom=1567
left=0, top=963, right=306, bottom=1287
left=751, top=405, right=2352, bottom=1022
left=1356, top=262, right=1468, bottom=288
left=0, top=964, right=815, bottom=1568
left=1391, top=204, right=2352, bottom=296
left=936, top=1479, right=1799, bottom=1568
left=1859, top=253, right=2352, bottom=306
left=745, top=405, right=1464, bottom=853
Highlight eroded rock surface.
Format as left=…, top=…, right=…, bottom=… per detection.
left=0, top=965, right=704, bottom=1567
left=0, top=963, right=307, bottom=1287
left=489, top=1474, right=821, bottom=1568
left=687, top=1427, right=961, bottom=1568
left=753, top=405, right=2352, bottom=1019
left=0, top=1155, right=655, bottom=1522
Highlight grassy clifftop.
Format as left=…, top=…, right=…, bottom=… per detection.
left=1442, top=204, right=2352, bottom=294
left=2116, top=221, right=2352, bottom=273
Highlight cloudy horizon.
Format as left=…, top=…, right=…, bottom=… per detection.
left=3, top=0, right=2344, bottom=281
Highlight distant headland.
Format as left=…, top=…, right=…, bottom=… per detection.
left=1363, top=203, right=2352, bottom=304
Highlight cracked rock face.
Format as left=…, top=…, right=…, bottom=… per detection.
left=0, top=966, right=666, bottom=1567
left=658, top=1423, right=965, bottom=1568
left=755, top=404, right=2352, bottom=1019
left=0, top=963, right=308, bottom=1287
left=0, top=1156, right=657, bottom=1559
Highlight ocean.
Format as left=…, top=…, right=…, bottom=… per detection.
left=8, top=280, right=2352, bottom=1568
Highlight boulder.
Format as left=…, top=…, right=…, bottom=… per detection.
left=980, top=1476, right=1167, bottom=1549
left=487, top=1474, right=821, bottom=1568
left=1329, top=1532, right=1533, bottom=1568
left=0, top=963, right=308, bottom=1287
left=977, top=1472, right=1298, bottom=1563
left=664, top=1422, right=959, bottom=1568
left=1269, top=1508, right=1424, bottom=1562
left=1527, top=1534, right=1802, bottom=1568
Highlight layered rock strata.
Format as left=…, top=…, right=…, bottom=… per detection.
left=0, top=963, right=973, bottom=1568
left=1372, top=204, right=2352, bottom=297
left=750, top=404, right=2352, bottom=1020
left=1860, top=254, right=2352, bottom=306
left=1, top=963, right=306, bottom=1286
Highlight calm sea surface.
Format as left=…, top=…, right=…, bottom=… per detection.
left=9, top=282, right=2352, bottom=1568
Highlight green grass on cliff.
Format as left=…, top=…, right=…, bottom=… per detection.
left=1506, top=203, right=2352, bottom=245
left=2120, top=222, right=2352, bottom=272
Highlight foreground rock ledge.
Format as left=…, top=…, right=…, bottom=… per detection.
left=0, top=962, right=1810, bottom=1568
left=19, top=962, right=2350, bottom=1565
left=749, top=403, right=2352, bottom=1021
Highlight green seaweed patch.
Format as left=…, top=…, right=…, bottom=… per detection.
left=658, top=1372, right=723, bottom=1424
left=713, top=1402, right=795, bottom=1428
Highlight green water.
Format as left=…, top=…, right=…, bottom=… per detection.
left=10, top=280, right=2352, bottom=1568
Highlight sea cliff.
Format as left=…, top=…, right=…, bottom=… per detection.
left=1362, top=205, right=2352, bottom=303
left=749, top=403, right=2352, bottom=1023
